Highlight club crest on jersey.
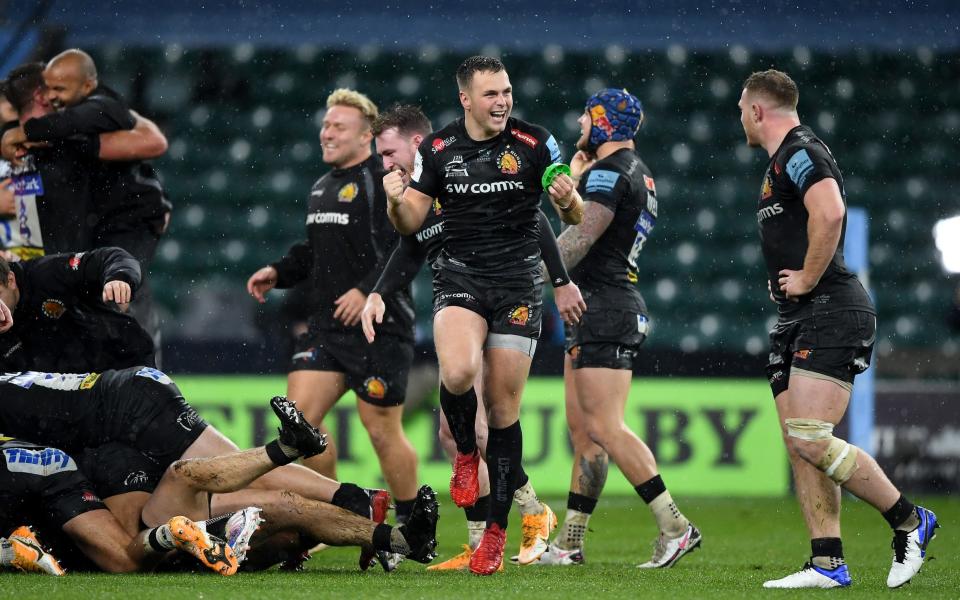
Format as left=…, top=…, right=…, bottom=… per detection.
left=364, top=376, right=387, bottom=400
left=444, top=156, right=469, bottom=177
left=511, top=129, right=538, bottom=148
left=68, top=252, right=84, bottom=270
left=761, top=173, right=773, bottom=200
left=41, top=298, right=65, bottom=319
left=337, top=182, right=359, bottom=203
left=508, top=305, right=531, bottom=326
left=794, top=349, right=812, bottom=360
left=433, top=198, right=442, bottom=215
left=498, top=150, right=522, bottom=175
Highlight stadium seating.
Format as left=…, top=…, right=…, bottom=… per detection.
left=85, top=46, right=960, bottom=358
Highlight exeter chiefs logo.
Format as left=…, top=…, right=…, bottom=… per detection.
left=761, top=173, right=773, bottom=200
left=433, top=198, right=442, bottom=216
left=42, top=298, right=66, bottom=319
left=124, top=470, right=150, bottom=487
left=337, top=182, right=359, bottom=203
left=176, top=408, right=202, bottom=431
left=497, top=150, right=522, bottom=175
left=364, top=377, right=387, bottom=400
left=508, top=305, right=530, bottom=326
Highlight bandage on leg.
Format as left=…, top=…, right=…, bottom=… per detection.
left=785, top=418, right=860, bottom=485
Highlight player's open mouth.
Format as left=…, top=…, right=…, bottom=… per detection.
left=490, top=111, right=506, bottom=120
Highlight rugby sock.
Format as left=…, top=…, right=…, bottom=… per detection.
left=636, top=475, right=689, bottom=537
left=486, top=420, right=523, bottom=528
left=883, top=495, right=920, bottom=531
left=145, top=524, right=176, bottom=553
left=810, top=537, right=845, bottom=569
left=465, top=495, right=490, bottom=549
left=372, top=523, right=410, bottom=555
left=331, top=483, right=375, bottom=518
left=265, top=439, right=300, bottom=466
left=0, top=539, right=13, bottom=566
left=513, top=471, right=545, bottom=516
left=439, top=383, right=478, bottom=454
left=556, top=493, right=597, bottom=549
left=395, top=498, right=417, bottom=525
left=201, top=513, right=231, bottom=540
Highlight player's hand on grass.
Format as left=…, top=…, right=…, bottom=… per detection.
left=384, top=170, right=406, bottom=206
left=778, top=268, right=816, bottom=301
left=247, top=266, right=278, bottom=303
left=103, top=280, right=132, bottom=305
left=0, top=298, right=13, bottom=333
left=554, top=281, right=586, bottom=324
left=334, top=287, right=367, bottom=327
left=361, top=292, right=386, bottom=343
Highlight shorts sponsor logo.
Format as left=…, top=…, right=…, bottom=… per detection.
left=444, top=156, right=469, bottom=177
left=306, top=211, right=350, bottom=225
left=511, top=129, right=538, bottom=148
left=41, top=298, right=66, bottom=319
left=364, top=376, right=387, bottom=400
left=438, top=291, right=475, bottom=303
left=444, top=181, right=525, bottom=195
left=569, top=345, right=581, bottom=360
left=79, top=373, right=100, bottom=390
left=68, top=252, right=84, bottom=270
left=761, top=173, right=773, bottom=200
left=337, top=182, right=359, bottom=203
left=124, top=470, right=150, bottom=487
left=793, top=349, right=812, bottom=360
left=3, top=447, right=77, bottom=476
left=432, top=135, right=456, bottom=154
left=3, top=341, right=23, bottom=359
left=292, top=347, right=317, bottom=362
left=508, top=305, right=531, bottom=326
left=177, top=408, right=202, bottom=431
left=769, top=369, right=785, bottom=385
left=135, top=367, right=173, bottom=385
left=757, top=202, right=784, bottom=222
left=82, top=490, right=101, bottom=503
left=497, top=150, right=522, bottom=175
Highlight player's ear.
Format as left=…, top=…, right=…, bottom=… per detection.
left=411, top=134, right=424, bottom=148
left=459, top=89, right=470, bottom=112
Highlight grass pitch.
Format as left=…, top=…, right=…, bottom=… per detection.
left=6, top=495, right=957, bottom=599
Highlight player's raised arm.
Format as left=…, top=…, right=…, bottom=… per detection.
left=388, top=177, right=432, bottom=234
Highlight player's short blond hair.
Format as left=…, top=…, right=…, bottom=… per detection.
left=326, top=88, right=378, bottom=129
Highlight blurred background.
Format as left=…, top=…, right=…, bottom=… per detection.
left=2, top=0, right=957, bottom=494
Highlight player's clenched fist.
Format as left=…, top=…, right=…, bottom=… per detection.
left=383, top=170, right=405, bottom=206
left=247, top=265, right=278, bottom=303
left=102, top=280, right=132, bottom=305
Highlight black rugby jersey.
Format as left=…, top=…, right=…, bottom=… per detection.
left=408, top=117, right=562, bottom=277
left=0, top=248, right=154, bottom=373
left=571, top=148, right=656, bottom=311
left=757, top=125, right=873, bottom=320
left=272, top=154, right=414, bottom=340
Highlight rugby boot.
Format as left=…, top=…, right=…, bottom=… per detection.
left=399, top=485, right=439, bottom=564
left=359, top=488, right=391, bottom=571
left=516, top=502, right=557, bottom=565
left=168, top=516, right=238, bottom=576
left=450, top=449, right=481, bottom=508
left=469, top=523, right=507, bottom=575
left=270, top=396, right=327, bottom=457
left=763, top=562, right=852, bottom=588
left=637, top=523, right=702, bottom=568
left=5, top=526, right=65, bottom=576
left=887, top=506, right=939, bottom=588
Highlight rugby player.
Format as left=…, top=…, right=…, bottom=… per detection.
left=386, top=56, right=585, bottom=574
left=364, top=104, right=576, bottom=570
left=246, top=90, right=421, bottom=548
left=531, top=89, right=700, bottom=568
left=0, top=436, right=238, bottom=576
left=738, top=70, right=938, bottom=589
left=0, top=249, right=155, bottom=372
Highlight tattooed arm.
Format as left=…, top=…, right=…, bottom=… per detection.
left=556, top=201, right=615, bottom=270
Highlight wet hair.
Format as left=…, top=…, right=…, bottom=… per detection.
left=372, top=104, right=432, bottom=138
left=326, top=88, right=378, bottom=129
left=3, top=62, right=45, bottom=114
left=456, top=56, right=506, bottom=90
left=743, top=69, right=799, bottom=111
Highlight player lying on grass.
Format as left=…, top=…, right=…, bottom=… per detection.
left=0, top=367, right=406, bottom=570
left=0, top=436, right=238, bottom=576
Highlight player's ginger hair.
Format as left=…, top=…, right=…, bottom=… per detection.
left=326, top=88, right=378, bottom=130
left=743, top=69, right=799, bottom=112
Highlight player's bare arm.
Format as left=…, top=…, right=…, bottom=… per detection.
left=360, top=292, right=386, bottom=343
left=246, top=265, right=278, bottom=303
left=556, top=201, right=615, bottom=269
left=548, top=173, right=584, bottom=225
left=98, top=113, right=168, bottom=161
left=778, top=178, right=844, bottom=299
left=388, top=185, right=432, bottom=234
